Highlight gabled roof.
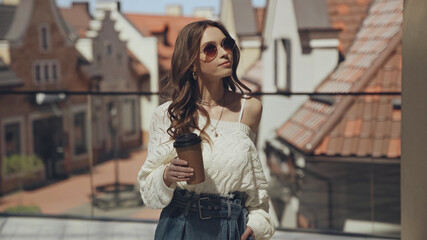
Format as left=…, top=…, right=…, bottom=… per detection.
left=125, top=13, right=204, bottom=71
left=241, top=59, right=262, bottom=93
left=231, top=0, right=258, bottom=36
left=314, top=48, right=401, bottom=158
left=326, top=0, right=373, bottom=54
left=0, top=4, right=16, bottom=39
left=4, top=0, right=77, bottom=45
left=294, top=0, right=331, bottom=30
left=60, top=3, right=92, bottom=38
left=0, top=57, right=21, bottom=87
left=276, top=0, right=403, bottom=159
left=128, top=49, right=150, bottom=77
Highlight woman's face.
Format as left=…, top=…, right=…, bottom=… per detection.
left=197, top=26, right=234, bottom=81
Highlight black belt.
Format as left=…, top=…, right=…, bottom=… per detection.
left=170, top=188, right=247, bottom=220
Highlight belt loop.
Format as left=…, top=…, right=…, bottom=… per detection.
left=184, top=201, right=191, bottom=217
left=227, top=201, right=231, bottom=219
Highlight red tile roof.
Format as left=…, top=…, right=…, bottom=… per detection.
left=128, top=50, right=150, bottom=77
left=277, top=0, right=402, bottom=159
left=125, top=14, right=204, bottom=71
left=314, top=49, right=401, bottom=158
left=241, top=59, right=262, bottom=93
left=326, top=0, right=373, bottom=54
left=60, top=3, right=92, bottom=38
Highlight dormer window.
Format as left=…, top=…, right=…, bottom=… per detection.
left=38, top=23, right=51, bottom=52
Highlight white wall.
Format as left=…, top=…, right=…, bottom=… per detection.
left=94, top=3, right=160, bottom=135
left=257, top=0, right=338, bottom=176
left=402, top=0, right=427, bottom=238
left=75, top=38, right=93, bottom=62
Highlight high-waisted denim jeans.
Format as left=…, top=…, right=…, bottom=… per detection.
left=154, top=188, right=254, bottom=240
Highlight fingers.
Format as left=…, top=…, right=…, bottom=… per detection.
left=241, top=227, right=255, bottom=240
left=170, top=157, right=188, bottom=166
left=165, top=157, right=194, bottom=183
left=169, top=158, right=194, bottom=173
left=168, top=169, right=193, bottom=179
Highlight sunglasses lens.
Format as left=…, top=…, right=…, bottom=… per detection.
left=203, top=44, right=217, bottom=61
left=222, top=38, right=235, bottom=53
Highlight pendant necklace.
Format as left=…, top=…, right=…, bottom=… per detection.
left=198, top=92, right=226, bottom=137
left=211, top=103, right=225, bottom=137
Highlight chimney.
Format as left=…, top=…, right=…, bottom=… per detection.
left=96, top=0, right=121, bottom=12
left=166, top=4, right=182, bottom=16
left=72, top=1, right=90, bottom=14
left=2, top=0, right=20, bottom=5
left=193, top=7, right=214, bottom=19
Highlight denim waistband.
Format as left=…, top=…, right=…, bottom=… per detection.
left=170, top=188, right=247, bottom=220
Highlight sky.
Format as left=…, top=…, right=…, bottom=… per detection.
left=55, top=0, right=267, bottom=16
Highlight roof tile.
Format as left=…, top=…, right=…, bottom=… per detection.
left=125, top=14, right=204, bottom=71
left=60, top=3, right=92, bottom=38
left=277, top=0, right=402, bottom=158
left=387, top=138, right=401, bottom=158
left=326, top=0, right=372, bottom=54
left=0, top=5, right=16, bottom=39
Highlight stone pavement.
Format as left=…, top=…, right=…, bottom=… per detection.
left=0, top=149, right=161, bottom=220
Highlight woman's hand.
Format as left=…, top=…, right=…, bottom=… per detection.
left=241, top=226, right=255, bottom=240
left=163, top=157, right=194, bottom=187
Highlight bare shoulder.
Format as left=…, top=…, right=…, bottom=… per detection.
left=242, top=95, right=263, bottom=132
left=244, top=95, right=262, bottom=116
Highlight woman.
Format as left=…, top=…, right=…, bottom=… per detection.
left=137, top=20, right=275, bottom=240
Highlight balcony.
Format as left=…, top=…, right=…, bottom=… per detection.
left=0, top=92, right=401, bottom=239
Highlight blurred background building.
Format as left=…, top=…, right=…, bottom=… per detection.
left=0, top=0, right=414, bottom=239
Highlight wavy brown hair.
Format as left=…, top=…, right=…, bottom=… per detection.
left=162, top=20, right=251, bottom=142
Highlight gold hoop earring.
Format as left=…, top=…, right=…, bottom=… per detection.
left=192, top=72, right=197, bottom=80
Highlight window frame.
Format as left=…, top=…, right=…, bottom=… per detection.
left=274, top=38, right=292, bottom=92
left=38, top=23, right=51, bottom=52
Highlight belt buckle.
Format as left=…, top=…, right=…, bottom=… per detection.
left=198, top=197, right=212, bottom=220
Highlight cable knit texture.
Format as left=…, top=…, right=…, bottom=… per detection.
left=137, top=101, right=275, bottom=239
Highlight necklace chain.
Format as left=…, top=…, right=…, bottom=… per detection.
left=210, top=102, right=225, bottom=137
left=199, top=92, right=226, bottom=137
left=196, top=92, right=226, bottom=108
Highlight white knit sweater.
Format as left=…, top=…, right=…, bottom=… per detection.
left=137, top=101, right=275, bottom=239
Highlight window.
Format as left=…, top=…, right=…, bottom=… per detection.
left=275, top=38, right=292, bottom=91
left=41, top=27, right=48, bottom=50
left=44, top=63, right=49, bottom=81
left=4, top=123, right=20, bottom=157
left=74, top=112, right=87, bottom=155
left=38, top=23, right=51, bottom=52
left=97, top=54, right=102, bottom=67
left=105, top=41, right=113, bottom=56
left=33, top=60, right=60, bottom=84
left=122, top=99, right=136, bottom=135
left=35, top=65, right=41, bottom=82
left=52, top=64, right=58, bottom=81
left=117, top=54, right=122, bottom=66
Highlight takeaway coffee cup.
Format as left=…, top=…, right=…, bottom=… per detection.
left=173, top=133, right=205, bottom=184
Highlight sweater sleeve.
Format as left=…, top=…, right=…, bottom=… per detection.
left=245, top=150, right=276, bottom=240
left=137, top=103, right=176, bottom=209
